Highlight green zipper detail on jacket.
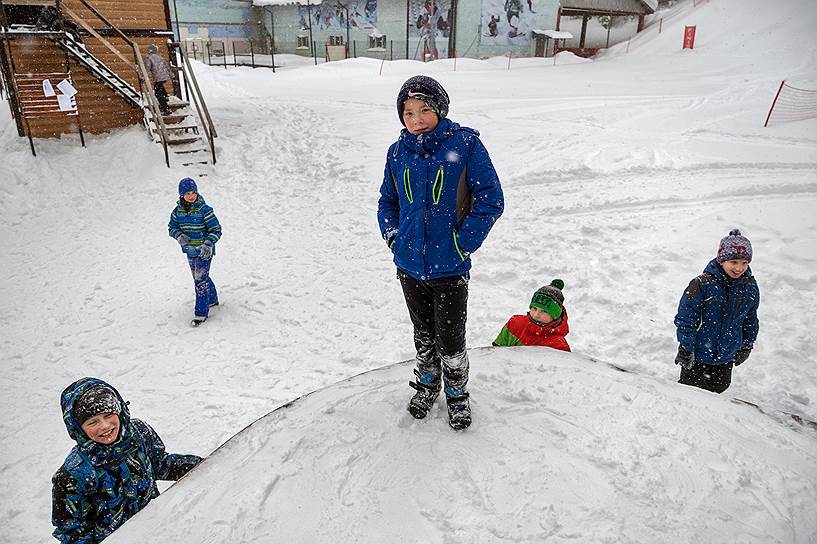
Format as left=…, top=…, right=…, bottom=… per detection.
left=452, top=230, right=465, bottom=261
left=403, top=167, right=414, bottom=204
left=432, top=165, right=444, bottom=205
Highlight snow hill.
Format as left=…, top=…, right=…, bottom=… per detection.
left=0, top=0, right=816, bottom=542
left=110, top=348, right=817, bottom=544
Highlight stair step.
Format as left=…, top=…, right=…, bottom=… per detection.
left=172, top=148, right=208, bottom=155
left=166, top=137, right=202, bottom=145
left=154, top=124, right=199, bottom=132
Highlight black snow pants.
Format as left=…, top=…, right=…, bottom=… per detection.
left=154, top=81, right=170, bottom=114
left=398, top=269, right=470, bottom=398
left=679, top=361, right=733, bottom=394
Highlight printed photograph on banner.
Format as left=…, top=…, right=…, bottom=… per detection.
left=481, top=0, right=540, bottom=45
left=298, top=0, right=377, bottom=32
left=408, top=0, right=453, bottom=60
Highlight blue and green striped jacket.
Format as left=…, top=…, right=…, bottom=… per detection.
left=168, top=195, right=222, bottom=254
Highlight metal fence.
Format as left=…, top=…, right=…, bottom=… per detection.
left=180, top=39, right=450, bottom=69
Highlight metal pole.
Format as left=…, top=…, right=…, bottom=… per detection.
left=605, top=8, right=612, bottom=48
left=344, top=5, right=350, bottom=47
left=171, top=0, right=181, bottom=42
left=250, top=40, right=254, bottom=67
left=270, top=6, right=275, bottom=74
left=307, top=1, right=316, bottom=65
left=232, top=41, right=237, bottom=66
left=405, top=0, right=409, bottom=59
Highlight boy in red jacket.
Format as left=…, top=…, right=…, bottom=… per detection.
left=493, top=279, right=571, bottom=352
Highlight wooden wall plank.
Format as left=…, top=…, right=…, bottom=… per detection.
left=9, top=36, right=143, bottom=137
left=61, top=0, right=170, bottom=31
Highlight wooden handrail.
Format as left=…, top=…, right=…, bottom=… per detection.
left=174, top=43, right=217, bottom=138
left=173, top=42, right=217, bottom=164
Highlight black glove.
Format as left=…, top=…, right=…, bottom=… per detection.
left=732, top=348, right=752, bottom=367
left=675, top=348, right=695, bottom=370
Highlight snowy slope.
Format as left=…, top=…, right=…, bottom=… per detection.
left=110, top=348, right=817, bottom=544
left=1, top=0, right=816, bottom=542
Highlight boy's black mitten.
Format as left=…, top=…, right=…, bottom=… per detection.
left=675, top=348, right=694, bottom=370
left=732, top=348, right=752, bottom=367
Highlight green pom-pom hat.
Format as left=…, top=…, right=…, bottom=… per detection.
left=530, top=279, right=565, bottom=320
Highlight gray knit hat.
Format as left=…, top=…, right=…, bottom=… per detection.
left=530, top=279, right=565, bottom=320
left=717, top=229, right=752, bottom=263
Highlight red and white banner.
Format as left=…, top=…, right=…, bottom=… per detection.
left=683, top=25, right=697, bottom=49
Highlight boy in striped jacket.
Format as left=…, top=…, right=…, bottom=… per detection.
left=168, top=177, right=222, bottom=326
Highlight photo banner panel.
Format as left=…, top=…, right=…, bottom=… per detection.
left=298, top=0, right=377, bottom=32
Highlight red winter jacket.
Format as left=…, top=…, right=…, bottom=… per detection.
left=493, top=310, right=571, bottom=352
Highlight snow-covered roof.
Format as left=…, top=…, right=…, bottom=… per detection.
left=252, top=0, right=300, bottom=6
left=369, top=29, right=384, bottom=38
left=560, top=0, right=657, bottom=15
left=533, top=29, right=574, bottom=39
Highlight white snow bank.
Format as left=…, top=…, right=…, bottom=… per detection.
left=109, top=348, right=817, bottom=544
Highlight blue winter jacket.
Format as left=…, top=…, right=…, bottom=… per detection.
left=52, top=378, right=201, bottom=543
left=167, top=195, right=222, bottom=255
left=674, top=259, right=760, bottom=365
left=377, top=118, right=504, bottom=280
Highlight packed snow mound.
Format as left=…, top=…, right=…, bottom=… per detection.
left=109, top=348, right=817, bottom=544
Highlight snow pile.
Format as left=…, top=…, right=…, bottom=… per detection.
left=110, top=348, right=817, bottom=544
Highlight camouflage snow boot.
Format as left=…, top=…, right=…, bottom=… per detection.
left=446, top=393, right=471, bottom=430
left=408, top=368, right=441, bottom=419
left=442, top=350, right=471, bottom=430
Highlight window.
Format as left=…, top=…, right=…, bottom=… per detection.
left=329, top=35, right=344, bottom=46
left=368, top=34, right=386, bottom=50
left=297, top=35, right=310, bottom=49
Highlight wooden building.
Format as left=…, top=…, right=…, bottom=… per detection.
left=0, top=0, right=216, bottom=167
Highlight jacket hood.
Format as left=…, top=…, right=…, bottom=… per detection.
left=527, top=308, right=570, bottom=336
left=60, top=377, right=131, bottom=446
left=400, top=118, right=478, bottom=154
left=704, top=258, right=753, bottom=280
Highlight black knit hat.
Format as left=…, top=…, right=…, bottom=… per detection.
left=396, top=75, right=450, bottom=126
left=74, top=385, right=121, bottom=425
left=530, top=279, right=565, bottom=320
left=717, top=229, right=752, bottom=263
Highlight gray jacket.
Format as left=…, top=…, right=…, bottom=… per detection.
left=144, top=52, right=174, bottom=82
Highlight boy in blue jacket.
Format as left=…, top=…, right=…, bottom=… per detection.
left=378, top=75, right=504, bottom=430
left=51, top=377, right=201, bottom=543
left=674, top=229, right=760, bottom=393
left=168, top=177, right=222, bottom=326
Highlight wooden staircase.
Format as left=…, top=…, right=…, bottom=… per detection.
left=3, top=0, right=216, bottom=170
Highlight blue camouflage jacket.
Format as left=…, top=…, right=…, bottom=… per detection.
left=674, top=259, right=760, bottom=365
left=51, top=378, right=201, bottom=543
left=167, top=195, right=222, bottom=255
left=377, top=118, right=504, bottom=281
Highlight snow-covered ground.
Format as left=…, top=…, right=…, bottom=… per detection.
left=1, top=0, right=816, bottom=542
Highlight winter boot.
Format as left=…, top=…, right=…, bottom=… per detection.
left=190, top=315, right=207, bottom=327
left=407, top=368, right=441, bottom=419
left=441, top=350, right=470, bottom=429
left=446, top=393, right=471, bottom=430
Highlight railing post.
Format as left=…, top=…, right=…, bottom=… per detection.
left=207, top=41, right=212, bottom=65
left=233, top=41, right=237, bottom=66
left=223, top=42, right=227, bottom=69
left=250, top=41, right=255, bottom=68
